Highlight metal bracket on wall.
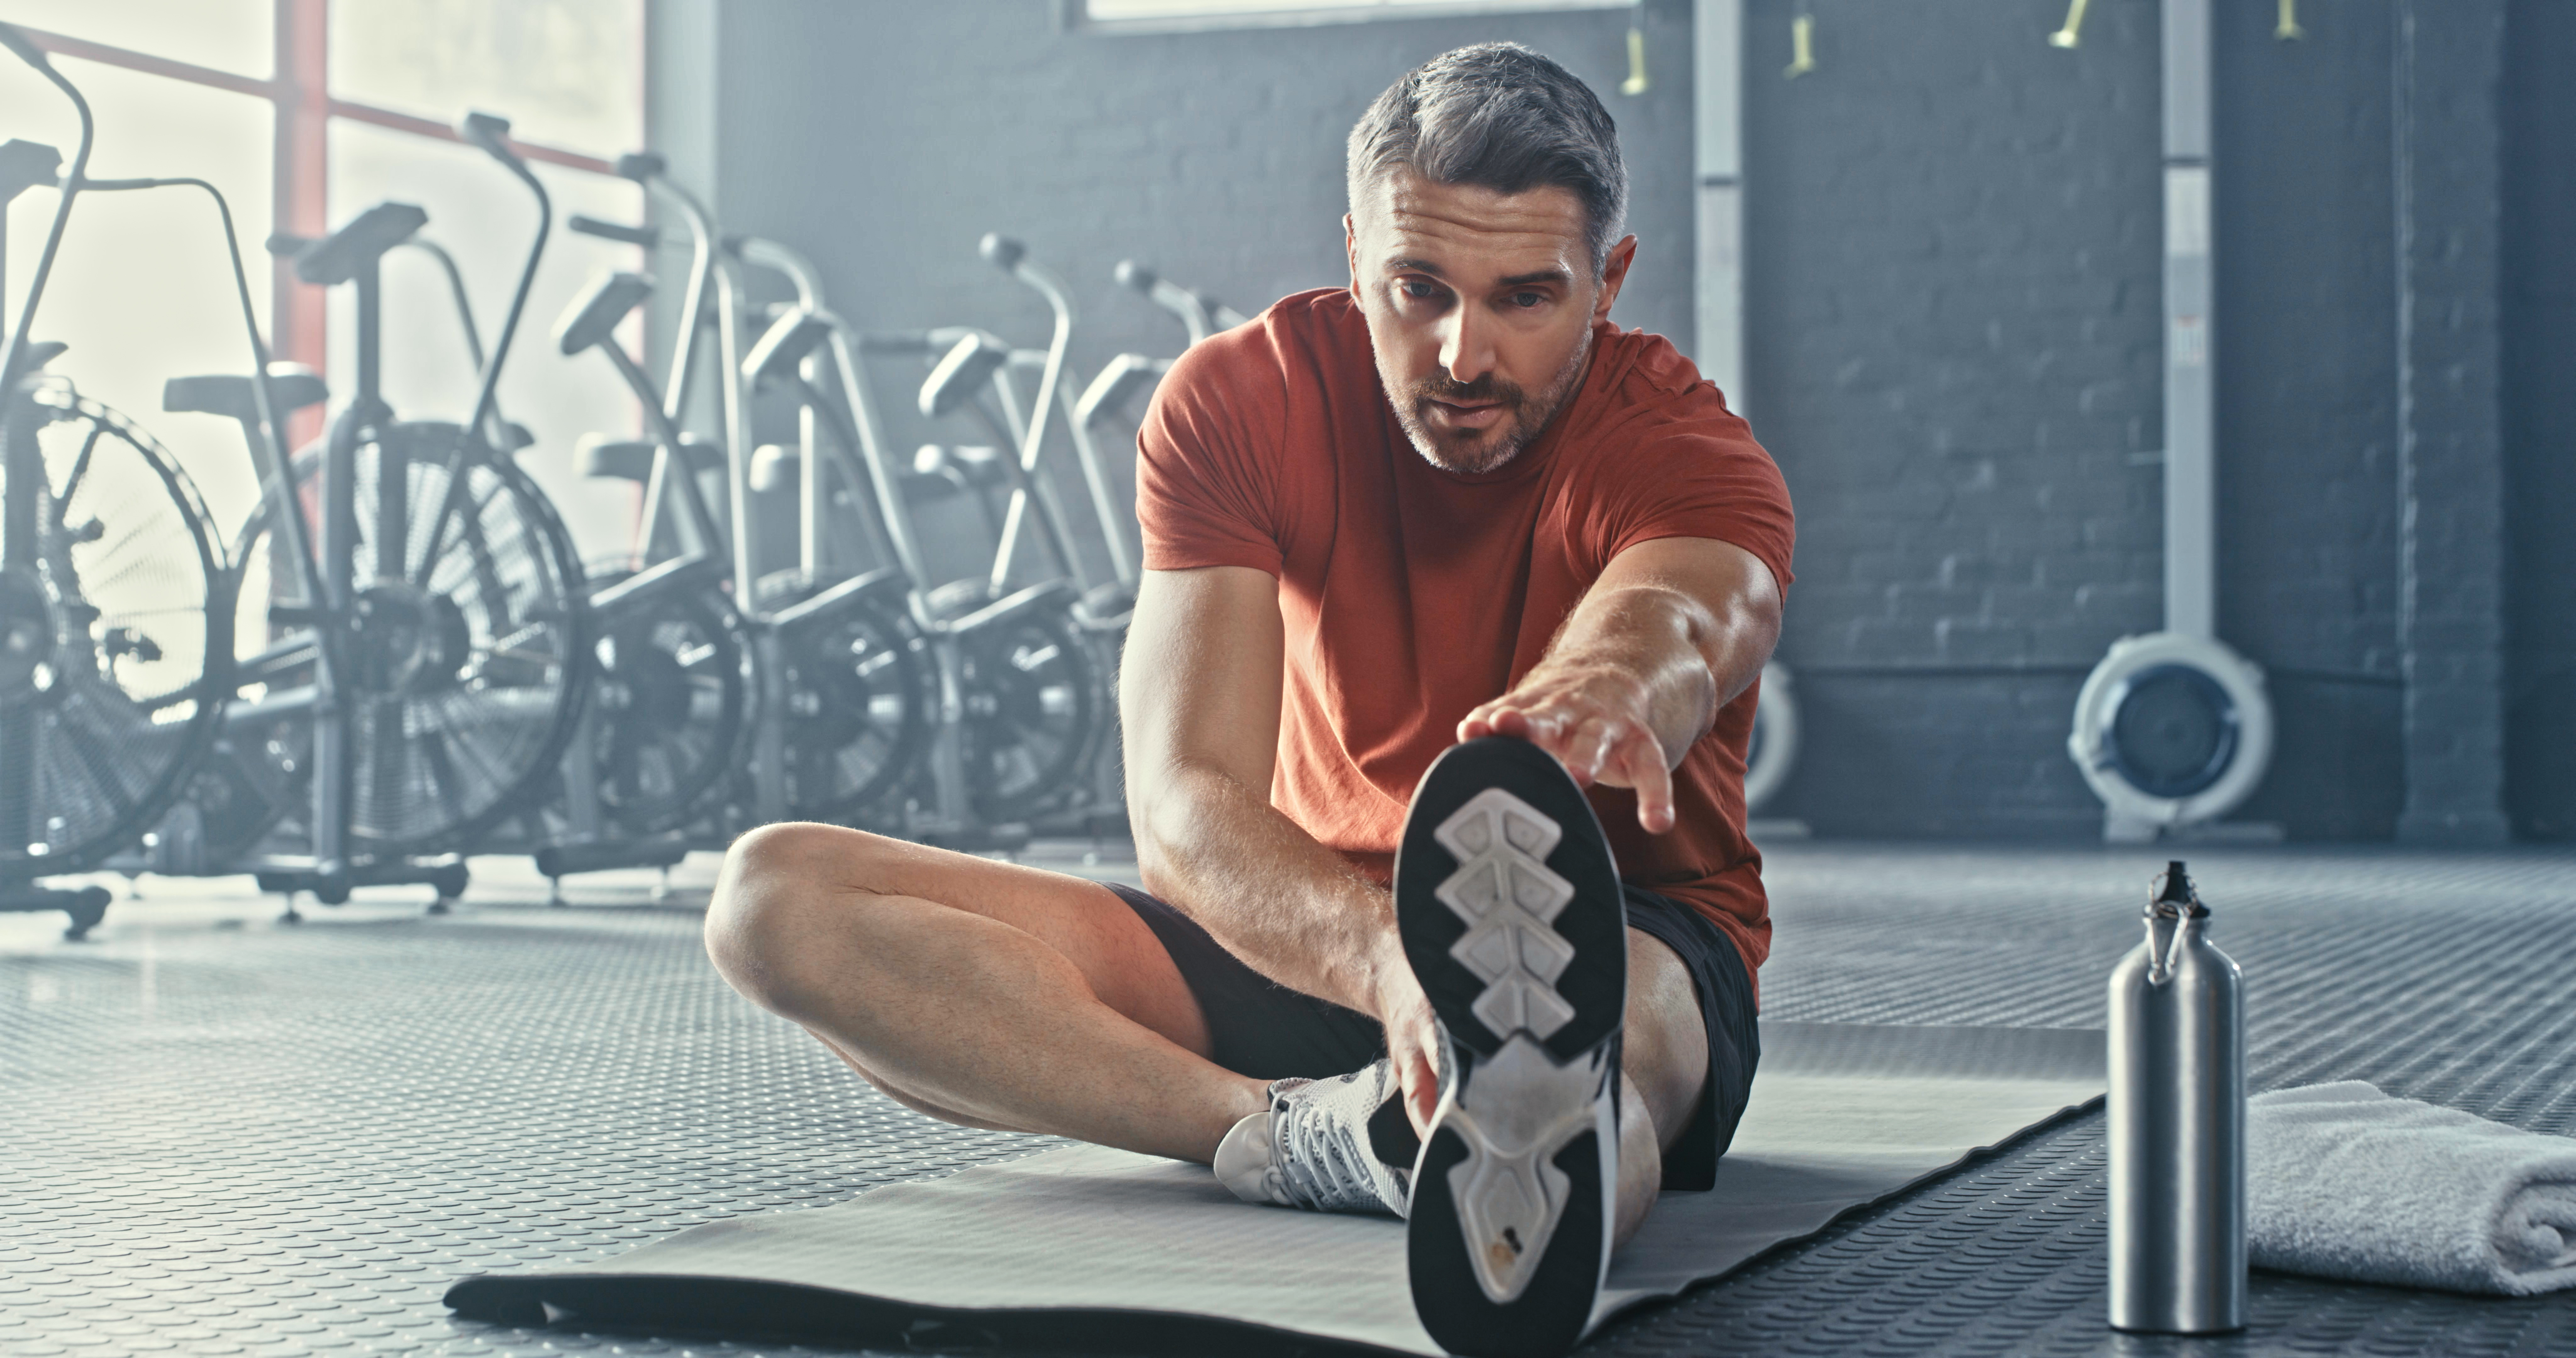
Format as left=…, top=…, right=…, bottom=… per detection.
left=2050, top=0, right=2090, bottom=49
left=2275, top=0, right=2304, bottom=42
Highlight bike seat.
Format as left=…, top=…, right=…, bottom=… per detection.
left=750, top=444, right=795, bottom=494
left=163, top=364, right=328, bottom=422
left=578, top=432, right=721, bottom=483
left=913, top=443, right=1010, bottom=489
left=1073, top=581, right=1135, bottom=633
left=556, top=271, right=654, bottom=356
left=918, top=330, right=1011, bottom=418
left=0, top=139, right=60, bottom=205
left=13, top=339, right=67, bottom=372
left=1074, top=352, right=1166, bottom=428
left=289, top=201, right=428, bottom=286
left=743, top=307, right=835, bottom=387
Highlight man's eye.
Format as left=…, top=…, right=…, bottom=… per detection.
left=1510, top=291, right=1546, bottom=309
left=1401, top=279, right=1442, bottom=300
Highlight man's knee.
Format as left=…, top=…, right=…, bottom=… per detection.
left=704, top=821, right=898, bottom=1013
left=1622, top=928, right=1709, bottom=1145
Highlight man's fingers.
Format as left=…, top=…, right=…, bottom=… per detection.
left=1625, top=729, right=1676, bottom=832
left=1397, top=1037, right=1437, bottom=1133
left=1460, top=703, right=1532, bottom=743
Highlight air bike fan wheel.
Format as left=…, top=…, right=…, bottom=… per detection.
left=572, top=560, right=753, bottom=837
left=955, top=602, right=1100, bottom=825
left=1743, top=661, right=1800, bottom=814
left=229, top=421, right=589, bottom=858
left=772, top=584, right=937, bottom=826
left=2067, top=632, right=2272, bottom=844
left=0, top=384, right=230, bottom=880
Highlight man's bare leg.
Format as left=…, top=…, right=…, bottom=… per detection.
left=1615, top=928, right=1711, bottom=1245
left=704, top=821, right=1268, bottom=1162
left=706, top=821, right=1703, bottom=1238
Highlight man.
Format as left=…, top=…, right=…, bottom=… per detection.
left=705, top=42, right=1790, bottom=1358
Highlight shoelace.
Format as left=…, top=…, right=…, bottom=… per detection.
left=1269, top=1072, right=1403, bottom=1214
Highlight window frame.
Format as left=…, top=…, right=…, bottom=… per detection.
left=1071, top=0, right=1635, bottom=35
left=15, top=1, right=632, bottom=442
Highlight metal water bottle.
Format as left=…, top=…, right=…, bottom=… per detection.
left=2107, top=860, right=2246, bottom=1334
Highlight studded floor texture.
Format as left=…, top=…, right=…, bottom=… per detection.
left=4, top=842, right=2573, bottom=1357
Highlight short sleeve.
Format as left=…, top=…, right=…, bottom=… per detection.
left=1135, top=326, right=1289, bottom=577
left=1582, top=393, right=1796, bottom=599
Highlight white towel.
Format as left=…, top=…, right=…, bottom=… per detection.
left=2249, top=1081, right=2576, bottom=1296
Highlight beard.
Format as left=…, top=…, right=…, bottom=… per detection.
left=1387, top=326, right=1594, bottom=476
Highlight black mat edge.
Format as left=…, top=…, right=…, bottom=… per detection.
left=446, top=1271, right=1406, bottom=1357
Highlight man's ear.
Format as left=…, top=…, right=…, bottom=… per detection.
left=1344, top=213, right=1360, bottom=302
left=1592, top=234, right=1640, bottom=324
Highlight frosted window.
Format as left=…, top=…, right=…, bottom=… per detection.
left=1088, top=0, right=1629, bottom=25
left=329, top=0, right=641, bottom=156
left=0, top=0, right=272, bottom=79
left=0, top=55, right=274, bottom=534
left=326, top=116, right=645, bottom=563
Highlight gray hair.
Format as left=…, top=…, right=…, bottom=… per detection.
left=1346, top=42, right=1629, bottom=272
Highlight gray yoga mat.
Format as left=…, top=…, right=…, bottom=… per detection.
left=446, top=1022, right=2104, bottom=1354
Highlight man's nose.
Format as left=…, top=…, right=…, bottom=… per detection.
left=1436, top=304, right=1495, bottom=386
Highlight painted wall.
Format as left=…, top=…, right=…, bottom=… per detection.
left=704, top=0, right=1693, bottom=442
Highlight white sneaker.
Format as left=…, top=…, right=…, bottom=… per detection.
left=1213, top=1058, right=1415, bottom=1217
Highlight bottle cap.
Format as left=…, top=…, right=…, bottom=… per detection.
left=2151, top=860, right=2209, bottom=919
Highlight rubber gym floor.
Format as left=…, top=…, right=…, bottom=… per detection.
left=4, top=842, right=2572, bottom=1358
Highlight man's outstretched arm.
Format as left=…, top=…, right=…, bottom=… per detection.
left=1460, top=535, right=1783, bottom=832
left=1122, top=565, right=1407, bottom=1022
left=1126, top=542, right=1780, bottom=1130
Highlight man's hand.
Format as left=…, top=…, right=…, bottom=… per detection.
left=1371, top=945, right=1446, bottom=1134
left=1456, top=537, right=1781, bottom=835
left=1459, top=661, right=1679, bottom=832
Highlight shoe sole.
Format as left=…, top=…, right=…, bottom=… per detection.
left=1395, top=737, right=1625, bottom=1358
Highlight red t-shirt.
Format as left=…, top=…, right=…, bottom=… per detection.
left=1135, top=288, right=1795, bottom=987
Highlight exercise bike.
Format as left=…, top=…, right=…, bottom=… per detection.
left=707, top=231, right=1098, bottom=839
left=0, top=31, right=249, bottom=937
left=537, top=157, right=933, bottom=867
left=188, top=114, right=591, bottom=908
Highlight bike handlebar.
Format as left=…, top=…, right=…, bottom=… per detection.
left=570, top=213, right=660, bottom=248
left=0, top=21, right=50, bottom=70
left=980, top=234, right=1028, bottom=272
left=614, top=151, right=666, bottom=183
left=1113, top=258, right=1215, bottom=346
left=457, top=110, right=525, bottom=172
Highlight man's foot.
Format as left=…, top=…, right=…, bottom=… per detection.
left=1396, top=737, right=1627, bottom=1358
left=1213, top=1058, right=1418, bottom=1217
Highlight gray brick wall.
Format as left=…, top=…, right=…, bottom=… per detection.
left=702, top=0, right=1696, bottom=459
left=2393, top=0, right=2510, bottom=844
left=1741, top=0, right=2163, bottom=837
left=2212, top=0, right=2404, bottom=839
left=1738, top=0, right=2479, bottom=841
left=2501, top=0, right=2576, bottom=838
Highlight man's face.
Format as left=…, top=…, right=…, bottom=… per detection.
left=1346, top=169, right=1635, bottom=475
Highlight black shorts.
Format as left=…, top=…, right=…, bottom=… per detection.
left=1107, top=880, right=1760, bottom=1192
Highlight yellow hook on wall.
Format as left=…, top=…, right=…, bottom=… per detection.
left=1623, top=22, right=1649, bottom=95
left=1784, top=13, right=1816, bottom=79
left=2276, top=0, right=2305, bottom=41
left=2049, top=0, right=2090, bottom=50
